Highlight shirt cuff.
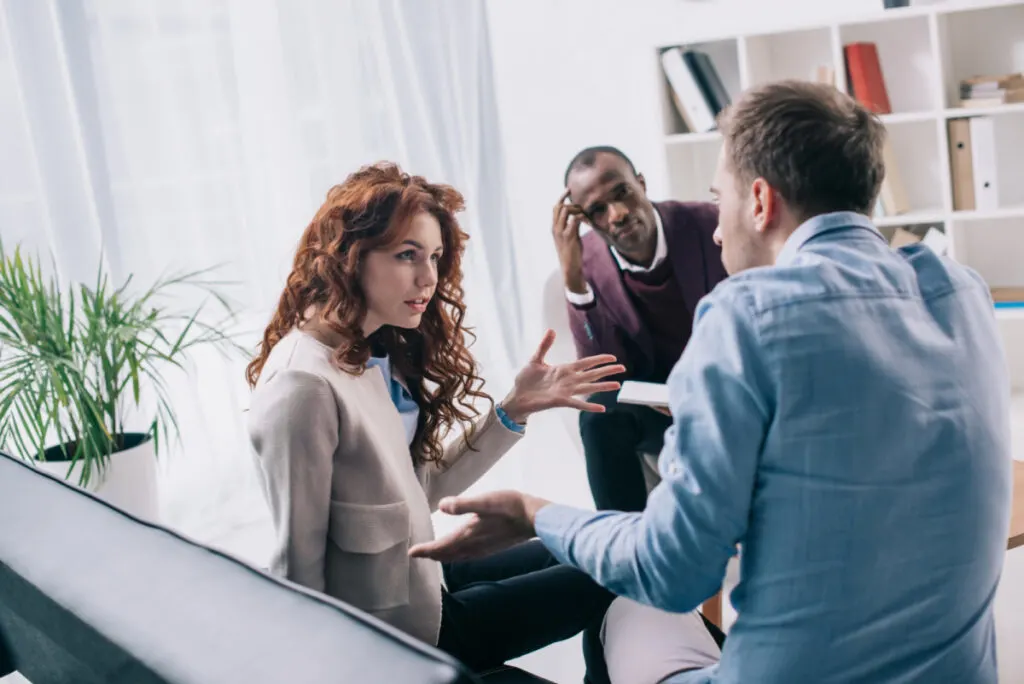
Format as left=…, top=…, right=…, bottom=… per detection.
left=495, top=405, right=526, bottom=434
left=534, top=502, right=596, bottom=566
left=564, top=283, right=595, bottom=307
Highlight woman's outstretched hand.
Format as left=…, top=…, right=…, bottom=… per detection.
left=499, top=329, right=624, bottom=423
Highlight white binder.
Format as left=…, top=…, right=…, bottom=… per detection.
left=661, top=47, right=717, bottom=134
left=968, top=116, right=999, bottom=211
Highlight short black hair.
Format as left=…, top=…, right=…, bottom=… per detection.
left=563, top=146, right=638, bottom=187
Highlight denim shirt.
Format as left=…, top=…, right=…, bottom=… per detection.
left=536, top=212, right=1012, bottom=683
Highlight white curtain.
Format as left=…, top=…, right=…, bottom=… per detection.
left=0, top=0, right=523, bottom=549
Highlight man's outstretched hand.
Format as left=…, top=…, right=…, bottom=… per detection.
left=408, top=490, right=552, bottom=563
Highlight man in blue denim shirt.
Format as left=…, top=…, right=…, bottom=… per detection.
left=411, top=81, right=1013, bottom=683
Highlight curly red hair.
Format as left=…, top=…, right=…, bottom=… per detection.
left=246, top=162, right=491, bottom=466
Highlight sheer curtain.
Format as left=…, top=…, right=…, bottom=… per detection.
left=0, top=0, right=523, bottom=548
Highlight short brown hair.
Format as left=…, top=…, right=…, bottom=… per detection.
left=717, top=80, right=886, bottom=218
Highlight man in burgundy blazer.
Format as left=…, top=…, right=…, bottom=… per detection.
left=552, top=146, right=728, bottom=513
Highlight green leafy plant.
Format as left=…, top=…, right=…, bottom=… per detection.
left=0, top=240, right=244, bottom=487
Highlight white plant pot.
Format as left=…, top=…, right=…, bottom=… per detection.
left=33, top=434, right=160, bottom=523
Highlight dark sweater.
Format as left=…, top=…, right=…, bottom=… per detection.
left=566, top=200, right=727, bottom=385
left=622, top=257, right=692, bottom=384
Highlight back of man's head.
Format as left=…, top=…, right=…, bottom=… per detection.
left=717, top=81, right=886, bottom=219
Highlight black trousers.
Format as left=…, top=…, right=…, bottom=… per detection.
left=580, top=390, right=674, bottom=512
left=438, top=539, right=616, bottom=683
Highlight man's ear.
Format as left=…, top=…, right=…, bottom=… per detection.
left=637, top=173, right=647, bottom=192
left=751, top=178, right=775, bottom=234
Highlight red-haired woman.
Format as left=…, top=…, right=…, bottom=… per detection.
left=246, top=162, right=622, bottom=678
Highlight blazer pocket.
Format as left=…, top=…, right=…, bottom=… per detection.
left=326, top=500, right=411, bottom=612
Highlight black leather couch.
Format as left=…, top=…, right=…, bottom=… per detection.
left=0, top=451, right=553, bottom=684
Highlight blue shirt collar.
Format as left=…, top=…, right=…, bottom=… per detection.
left=366, top=354, right=420, bottom=446
left=776, top=211, right=884, bottom=267
left=366, top=354, right=390, bottom=375
left=367, top=355, right=413, bottom=400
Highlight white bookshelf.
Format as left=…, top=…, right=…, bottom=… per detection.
left=655, top=0, right=1024, bottom=394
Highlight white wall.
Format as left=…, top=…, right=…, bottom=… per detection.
left=487, top=0, right=1001, bottom=348
left=487, top=1, right=1024, bottom=682
left=487, top=0, right=881, bottom=350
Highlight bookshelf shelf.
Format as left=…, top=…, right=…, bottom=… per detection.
left=880, top=111, right=937, bottom=125
left=942, top=102, right=1024, bottom=119
left=655, top=0, right=1024, bottom=387
left=875, top=210, right=946, bottom=228
left=953, top=206, right=1024, bottom=222
left=938, top=2, right=1024, bottom=108
left=951, top=218, right=1024, bottom=329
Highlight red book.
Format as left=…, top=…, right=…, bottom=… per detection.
left=844, top=42, right=892, bottom=114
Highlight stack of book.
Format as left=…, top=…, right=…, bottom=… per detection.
left=959, top=73, right=1024, bottom=108
left=661, top=47, right=732, bottom=134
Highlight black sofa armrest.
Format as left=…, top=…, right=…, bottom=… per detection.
left=0, top=451, right=479, bottom=684
left=0, top=622, right=12, bottom=679
left=479, top=665, right=557, bottom=683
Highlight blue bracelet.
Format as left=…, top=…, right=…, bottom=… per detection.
left=495, top=405, right=526, bottom=434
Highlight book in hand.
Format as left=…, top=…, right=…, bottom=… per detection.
left=618, top=381, right=669, bottom=408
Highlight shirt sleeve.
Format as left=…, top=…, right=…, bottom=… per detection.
left=565, top=283, right=596, bottom=307
left=535, top=293, right=772, bottom=612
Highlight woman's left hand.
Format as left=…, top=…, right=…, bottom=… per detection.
left=499, top=329, right=625, bottom=423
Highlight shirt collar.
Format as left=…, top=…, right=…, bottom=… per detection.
left=367, top=354, right=411, bottom=395
left=775, top=211, right=884, bottom=267
left=610, top=207, right=668, bottom=273
left=366, top=354, right=390, bottom=378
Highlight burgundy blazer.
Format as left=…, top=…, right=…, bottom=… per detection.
left=566, top=200, right=728, bottom=378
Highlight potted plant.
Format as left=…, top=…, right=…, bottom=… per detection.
left=0, top=241, right=243, bottom=521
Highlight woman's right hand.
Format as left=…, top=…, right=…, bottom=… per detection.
left=552, top=189, right=587, bottom=295
left=499, top=330, right=624, bottom=422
